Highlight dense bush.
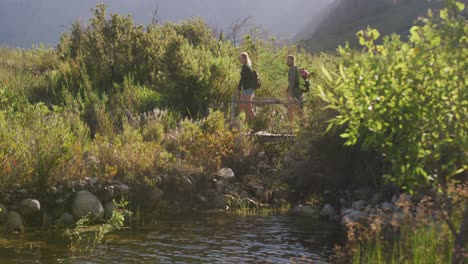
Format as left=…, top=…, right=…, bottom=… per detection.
left=319, top=1, right=467, bottom=192
left=318, top=1, right=467, bottom=259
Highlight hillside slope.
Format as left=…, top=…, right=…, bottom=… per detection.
left=298, top=0, right=446, bottom=52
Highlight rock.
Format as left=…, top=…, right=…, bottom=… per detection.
left=90, top=177, right=99, bottom=186
left=257, top=151, right=268, bottom=162
left=212, top=194, right=231, bottom=208
left=339, top=198, right=346, bottom=205
left=104, top=201, right=116, bottom=219
left=196, top=195, right=208, bottom=204
left=57, top=212, right=75, bottom=226
left=17, top=189, right=28, bottom=196
left=381, top=202, right=394, bottom=213
left=388, top=212, right=403, bottom=227
left=147, top=187, right=164, bottom=207
left=20, top=199, right=41, bottom=215
left=352, top=187, right=372, bottom=200
left=254, top=187, right=264, bottom=200
left=48, top=186, right=58, bottom=195
left=0, top=203, right=7, bottom=223
left=352, top=200, right=366, bottom=210
left=6, top=211, right=23, bottom=231
left=179, top=177, right=193, bottom=193
left=391, top=194, right=398, bottom=203
left=72, top=190, right=105, bottom=220
left=255, top=188, right=272, bottom=203
left=371, top=193, right=383, bottom=204
left=8, top=205, right=18, bottom=211
left=216, top=181, right=225, bottom=194
left=103, top=186, right=115, bottom=202
left=294, top=205, right=320, bottom=218
left=73, top=181, right=86, bottom=192
left=1, top=193, right=12, bottom=203
left=320, top=204, right=337, bottom=217
left=396, top=194, right=413, bottom=209
left=342, top=210, right=368, bottom=225
left=218, top=168, right=235, bottom=181
left=120, top=184, right=130, bottom=195
left=341, top=208, right=354, bottom=216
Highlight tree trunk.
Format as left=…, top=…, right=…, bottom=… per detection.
left=452, top=204, right=468, bottom=264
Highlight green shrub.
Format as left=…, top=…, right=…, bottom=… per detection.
left=319, top=2, right=467, bottom=191
left=0, top=104, right=80, bottom=189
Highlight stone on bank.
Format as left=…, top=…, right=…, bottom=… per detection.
left=72, top=190, right=105, bottom=220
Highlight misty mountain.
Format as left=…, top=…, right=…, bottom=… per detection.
left=297, top=0, right=447, bottom=52
left=0, top=0, right=333, bottom=48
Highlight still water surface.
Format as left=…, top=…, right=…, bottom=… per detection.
left=0, top=214, right=343, bottom=263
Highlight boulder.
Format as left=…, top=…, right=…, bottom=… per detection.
left=352, top=200, right=366, bottom=210
left=342, top=210, right=368, bottom=225
left=179, top=177, right=194, bottom=193
left=90, top=177, right=99, bottom=186
left=1, top=193, right=12, bottom=203
left=72, top=190, right=104, bottom=220
left=216, top=181, right=225, bottom=194
left=320, top=204, right=337, bottom=217
left=6, top=211, right=23, bottom=231
left=56, top=212, right=75, bottom=226
left=104, top=201, right=116, bottom=219
left=120, top=184, right=130, bottom=195
left=20, top=199, right=41, bottom=215
left=103, top=186, right=115, bottom=202
left=0, top=203, right=7, bottom=223
left=147, top=187, right=164, bottom=207
left=48, top=186, right=58, bottom=195
left=218, top=168, right=235, bottom=181
left=381, top=202, right=395, bottom=213
left=294, top=205, right=320, bottom=218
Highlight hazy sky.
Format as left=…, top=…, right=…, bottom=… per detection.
left=0, top=0, right=334, bottom=48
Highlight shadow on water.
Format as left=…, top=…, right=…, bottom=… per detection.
left=0, top=214, right=344, bottom=263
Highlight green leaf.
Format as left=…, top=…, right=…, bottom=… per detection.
left=440, top=9, right=448, bottom=20
left=321, top=66, right=333, bottom=82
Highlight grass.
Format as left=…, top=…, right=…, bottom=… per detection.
left=352, top=222, right=455, bottom=264
left=226, top=196, right=291, bottom=216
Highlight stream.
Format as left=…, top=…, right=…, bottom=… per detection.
left=0, top=214, right=343, bottom=263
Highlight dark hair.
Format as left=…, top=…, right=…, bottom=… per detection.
left=287, top=55, right=295, bottom=61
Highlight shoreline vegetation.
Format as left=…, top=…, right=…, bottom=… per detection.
left=0, top=1, right=466, bottom=262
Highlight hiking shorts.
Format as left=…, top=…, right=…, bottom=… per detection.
left=242, top=88, right=254, bottom=96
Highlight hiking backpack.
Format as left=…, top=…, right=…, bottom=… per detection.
left=298, top=68, right=311, bottom=93
left=251, top=70, right=261, bottom=89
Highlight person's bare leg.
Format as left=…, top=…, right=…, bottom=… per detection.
left=246, top=95, right=255, bottom=120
